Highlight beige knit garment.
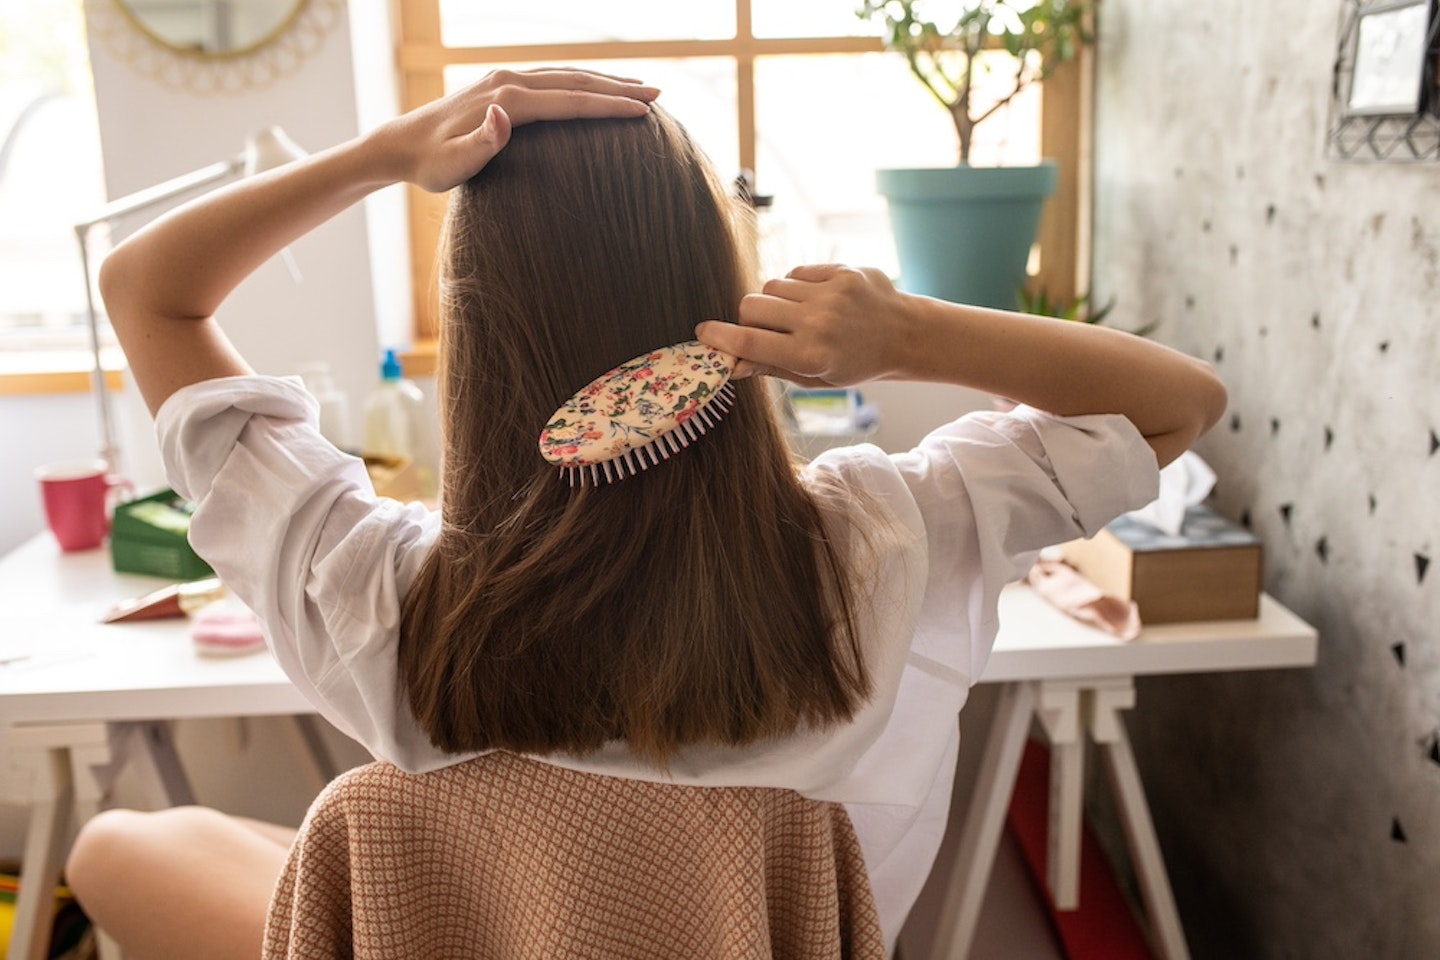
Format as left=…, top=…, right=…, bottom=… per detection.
left=263, top=751, right=887, bottom=959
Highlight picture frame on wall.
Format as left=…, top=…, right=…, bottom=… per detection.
left=1345, top=0, right=1434, bottom=115
left=1328, top=0, right=1440, bottom=161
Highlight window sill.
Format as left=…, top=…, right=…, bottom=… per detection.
left=0, top=343, right=432, bottom=397
left=0, top=351, right=125, bottom=397
left=400, top=341, right=437, bottom=378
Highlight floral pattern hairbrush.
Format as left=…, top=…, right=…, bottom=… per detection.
left=539, top=339, right=737, bottom=486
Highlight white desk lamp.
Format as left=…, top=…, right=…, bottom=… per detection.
left=75, top=126, right=306, bottom=473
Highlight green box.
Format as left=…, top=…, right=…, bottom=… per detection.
left=110, top=489, right=214, bottom=581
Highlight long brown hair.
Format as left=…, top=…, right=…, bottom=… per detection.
left=398, top=106, right=871, bottom=763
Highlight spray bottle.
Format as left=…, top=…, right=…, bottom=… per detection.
left=362, top=349, right=435, bottom=498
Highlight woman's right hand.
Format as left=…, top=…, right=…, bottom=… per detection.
left=371, top=68, right=659, bottom=194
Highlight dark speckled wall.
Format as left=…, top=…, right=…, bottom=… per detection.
left=1091, top=2, right=1440, bottom=957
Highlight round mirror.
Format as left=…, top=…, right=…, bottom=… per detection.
left=115, top=0, right=307, bottom=58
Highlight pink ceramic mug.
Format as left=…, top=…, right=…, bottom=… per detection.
left=35, top=459, right=134, bottom=552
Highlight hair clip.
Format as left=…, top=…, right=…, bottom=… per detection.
left=539, top=339, right=737, bottom=486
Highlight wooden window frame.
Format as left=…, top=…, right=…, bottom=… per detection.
left=396, top=0, right=1089, bottom=348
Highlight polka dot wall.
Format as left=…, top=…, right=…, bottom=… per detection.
left=1089, top=1, right=1440, bottom=956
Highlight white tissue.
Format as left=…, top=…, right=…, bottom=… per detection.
left=1127, top=451, right=1216, bottom=535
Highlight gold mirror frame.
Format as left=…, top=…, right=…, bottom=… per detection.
left=114, top=0, right=307, bottom=60
left=86, top=0, right=346, bottom=95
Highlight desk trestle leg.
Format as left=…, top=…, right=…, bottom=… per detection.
left=930, top=680, right=1039, bottom=960
left=5, top=723, right=111, bottom=960
left=119, top=721, right=197, bottom=807
left=930, top=678, right=1193, bottom=960
left=1037, top=682, right=1086, bottom=910
left=1088, top=686, right=1191, bottom=960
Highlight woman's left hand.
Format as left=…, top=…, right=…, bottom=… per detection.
left=697, top=264, right=916, bottom=387
left=373, top=68, right=660, bottom=193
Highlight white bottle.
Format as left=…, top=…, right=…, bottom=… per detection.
left=298, top=361, right=352, bottom=451
left=363, top=350, right=435, bottom=498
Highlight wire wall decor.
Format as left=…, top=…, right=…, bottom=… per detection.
left=1328, top=0, right=1440, bottom=161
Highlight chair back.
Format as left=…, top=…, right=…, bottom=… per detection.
left=263, top=751, right=886, bottom=959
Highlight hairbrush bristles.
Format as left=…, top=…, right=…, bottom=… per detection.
left=540, top=341, right=737, bottom=487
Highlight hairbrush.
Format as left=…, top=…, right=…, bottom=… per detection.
left=539, top=339, right=737, bottom=486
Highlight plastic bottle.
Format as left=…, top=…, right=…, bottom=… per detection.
left=298, top=361, right=352, bottom=451
left=363, top=350, right=435, bottom=498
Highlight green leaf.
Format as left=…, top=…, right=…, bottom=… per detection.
left=858, top=0, right=1099, bottom=144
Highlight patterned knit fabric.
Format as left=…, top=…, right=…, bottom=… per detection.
left=263, top=752, right=887, bottom=959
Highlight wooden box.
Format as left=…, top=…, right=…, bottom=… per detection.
left=363, top=453, right=423, bottom=502
left=1059, top=505, right=1262, bottom=623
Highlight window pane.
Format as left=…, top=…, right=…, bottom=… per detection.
left=752, top=53, right=1040, bottom=277
left=752, top=0, right=878, bottom=39
left=446, top=59, right=739, bottom=177
left=0, top=0, right=108, bottom=352
left=439, top=1, right=735, bottom=46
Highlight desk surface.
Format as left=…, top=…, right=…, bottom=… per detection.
left=0, top=533, right=1317, bottom=727
left=0, top=534, right=306, bottom=725
left=987, top=585, right=1318, bottom=683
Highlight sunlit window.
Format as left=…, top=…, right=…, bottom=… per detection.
left=753, top=52, right=1039, bottom=277
left=438, top=0, right=737, bottom=45
left=0, top=0, right=108, bottom=360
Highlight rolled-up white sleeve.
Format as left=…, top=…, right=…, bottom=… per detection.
left=910, top=404, right=1157, bottom=679
left=900, top=405, right=1158, bottom=577
left=813, top=403, right=1158, bottom=686
left=156, top=376, right=451, bottom=770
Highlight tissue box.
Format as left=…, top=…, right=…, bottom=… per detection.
left=110, top=490, right=214, bottom=581
left=1060, top=505, right=1262, bottom=623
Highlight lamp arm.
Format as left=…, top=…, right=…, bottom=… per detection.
left=77, top=157, right=242, bottom=232
left=75, top=232, right=118, bottom=471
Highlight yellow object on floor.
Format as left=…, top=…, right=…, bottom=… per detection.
left=0, top=872, right=77, bottom=953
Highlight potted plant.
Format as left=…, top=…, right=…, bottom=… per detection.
left=858, top=0, right=1098, bottom=309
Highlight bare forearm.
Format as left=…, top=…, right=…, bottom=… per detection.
left=897, top=294, right=1227, bottom=460
left=98, top=136, right=395, bottom=415
left=100, top=138, right=392, bottom=327
left=697, top=264, right=1227, bottom=467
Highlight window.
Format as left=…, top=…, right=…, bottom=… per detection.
left=397, top=0, right=1085, bottom=341
left=0, top=0, right=112, bottom=381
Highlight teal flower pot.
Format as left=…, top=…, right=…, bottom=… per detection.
left=876, top=162, right=1058, bottom=310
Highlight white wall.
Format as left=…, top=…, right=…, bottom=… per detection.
left=1092, top=2, right=1440, bottom=956
left=2, top=0, right=413, bottom=551
left=85, top=0, right=400, bottom=489
left=0, top=393, right=100, bottom=555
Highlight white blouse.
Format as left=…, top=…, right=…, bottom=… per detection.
left=157, top=375, right=1157, bottom=950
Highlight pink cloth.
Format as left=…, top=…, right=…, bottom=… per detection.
left=1026, top=558, right=1142, bottom=641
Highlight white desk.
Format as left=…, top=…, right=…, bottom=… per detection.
left=0, top=539, right=308, bottom=725
left=0, top=533, right=1317, bottom=960
left=0, top=534, right=328, bottom=960
left=928, top=585, right=1318, bottom=960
